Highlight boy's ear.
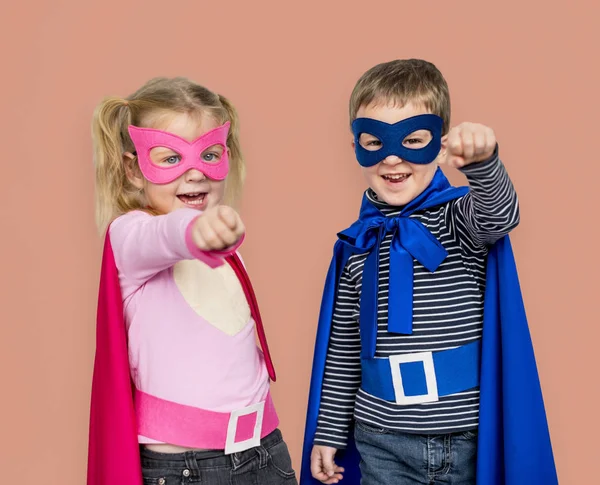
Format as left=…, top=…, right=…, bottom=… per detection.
left=123, top=152, right=145, bottom=190
left=437, top=134, right=449, bottom=164
left=440, top=134, right=449, bottom=155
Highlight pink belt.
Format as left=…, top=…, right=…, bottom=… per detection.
left=134, top=389, right=279, bottom=454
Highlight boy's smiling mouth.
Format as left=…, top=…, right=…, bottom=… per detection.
left=382, top=173, right=411, bottom=183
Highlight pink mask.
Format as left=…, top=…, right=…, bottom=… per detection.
left=127, top=122, right=230, bottom=184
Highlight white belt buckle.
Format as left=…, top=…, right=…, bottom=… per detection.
left=389, top=351, right=439, bottom=405
left=224, top=401, right=265, bottom=455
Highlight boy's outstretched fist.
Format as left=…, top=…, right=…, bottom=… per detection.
left=441, top=122, right=497, bottom=169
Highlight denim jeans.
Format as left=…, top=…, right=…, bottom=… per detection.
left=140, top=429, right=298, bottom=485
left=354, top=420, right=477, bottom=485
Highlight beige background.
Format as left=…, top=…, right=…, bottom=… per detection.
left=1, top=1, right=598, bottom=483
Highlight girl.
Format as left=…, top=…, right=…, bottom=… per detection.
left=87, top=77, right=297, bottom=485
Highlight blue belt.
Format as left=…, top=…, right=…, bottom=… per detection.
left=361, top=340, right=481, bottom=405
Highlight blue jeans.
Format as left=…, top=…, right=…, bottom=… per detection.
left=354, top=420, right=477, bottom=485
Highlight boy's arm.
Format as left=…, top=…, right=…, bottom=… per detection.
left=452, top=146, right=520, bottom=247
left=313, top=263, right=362, bottom=450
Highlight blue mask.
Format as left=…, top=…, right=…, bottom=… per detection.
left=351, top=114, right=443, bottom=167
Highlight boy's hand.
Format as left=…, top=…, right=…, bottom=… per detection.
left=442, top=122, right=496, bottom=168
left=191, top=205, right=245, bottom=251
left=311, top=445, right=345, bottom=484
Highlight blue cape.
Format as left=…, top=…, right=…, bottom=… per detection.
left=300, top=184, right=558, bottom=484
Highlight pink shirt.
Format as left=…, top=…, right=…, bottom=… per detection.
left=109, top=209, right=270, bottom=445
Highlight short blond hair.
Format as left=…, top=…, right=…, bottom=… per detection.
left=349, top=59, right=451, bottom=134
left=92, top=77, right=245, bottom=234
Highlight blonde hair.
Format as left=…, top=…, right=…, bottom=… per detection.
left=92, top=77, right=245, bottom=234
left=349, top=59, right=451, bottom=135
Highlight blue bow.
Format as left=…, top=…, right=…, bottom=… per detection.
left=338, top=168, right=468, bottom=359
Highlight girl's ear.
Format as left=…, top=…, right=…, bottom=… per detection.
left=123, top=152, right=145, bottom=189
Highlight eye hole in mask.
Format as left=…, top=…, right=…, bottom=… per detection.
left=149, top=144, right=226, bottom=167
left=358, top=129, right=434, bottom=152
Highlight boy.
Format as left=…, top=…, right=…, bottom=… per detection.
left=300, top=59, right=557, bottom=485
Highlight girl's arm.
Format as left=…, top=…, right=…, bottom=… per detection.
left=109, top=209, right=242, bottom=289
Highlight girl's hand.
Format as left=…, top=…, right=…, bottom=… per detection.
left=191, top=205, right=245, bottom=251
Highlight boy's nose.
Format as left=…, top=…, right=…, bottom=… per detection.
left=383, top=155, right=403, bottom=165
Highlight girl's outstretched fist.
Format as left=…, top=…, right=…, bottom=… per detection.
left=190, top=205, right=245, bottom=251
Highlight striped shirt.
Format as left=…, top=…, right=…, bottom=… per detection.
left=314, top=153, right=520, bottom=449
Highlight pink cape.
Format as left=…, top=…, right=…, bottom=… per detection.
left=87, top=231, right=276, bottom=484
